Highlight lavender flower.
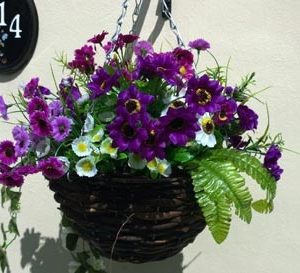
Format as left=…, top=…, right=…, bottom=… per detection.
left=51, top=116, right=73, bottom=141
left=59, top=77, right=82, bottom=110
left=186, top=74, right=223, bottom=115
left=134, top=40, right=154, bottom=57
left=0, top=141, right=17, bottom=165
left=12, top=126, right=31, bottom=157
left=38, top=157, right=67, bottom=179
left=263, top=145, right=283, bottom=181
left=49, top=100, right=63, bottom=117
left=159, top=107, right=199, bottom=146
left=237, top=104, right=258, bottom=131
left=188, top=38, right=210, bottom=51
left=0, top=96, right=8, bottom=120
left=23, top=77, right=51, bottom=99
left=68, top=45, right=96, bottom=74
left=30, top=111, right=52, bottom=137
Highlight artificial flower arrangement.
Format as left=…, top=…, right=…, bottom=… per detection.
left=0, top=31, right=284, bottom=272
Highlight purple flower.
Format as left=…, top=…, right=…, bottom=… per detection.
left=0, top=96, right=8, bottom=120
left=214, top=97, right=237, bottom=125
left=49, top=100, right=63, bottom=117
left=225, top=86, right=238, bottom=96
left=30, top=111, right=52, bottom=137
left=237, top=104, right=258, bottom=131
left=23, top=77, right=51, bottom=99
left=16, top=165, right=38, bottom=176
left=108, top=114, right=148, bottom=153
left=188, top=38, right=210, bottom=51
left=228, top=135, right=248, bottom=149
left=116, top=86, right=154, bottom=116
left=134, top=40, right=154, bottom=57
left=27, top=97, right=49, bottom=117
left=186, top=74, right=223, bottom=115
left=68, top=45, right=96, bottom=74
left=51, top=116, right=73, bottom=141
left=38, top=157, right=66, bottom=180
left=263, top=145, right=283, bottom=181
left=173, top=47, right=194, bottom=80
left=59, top=77, right=82, bottom=110
left=12, top=126, right=31, bottom=157
left=88, top=67, right=119, bottom=99
left=159, top=107, right=199, bottom=146
left=88, top=31, right=108, bottom=44
left=0, top=141, right=17, bottom=165
left=140, top=120, right=166, bottom=161
left=0, top=171, right=24, bottom=187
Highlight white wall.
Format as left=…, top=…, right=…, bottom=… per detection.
left=1, top=0, right=300, bottom=272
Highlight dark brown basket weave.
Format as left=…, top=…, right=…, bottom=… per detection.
left=49, top=173, right=206, bottom=263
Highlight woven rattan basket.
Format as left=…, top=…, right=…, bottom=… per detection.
left=49, top=173, right=206, bottom=263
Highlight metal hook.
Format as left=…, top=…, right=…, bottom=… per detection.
left=162, top=0, right=172, bottom=19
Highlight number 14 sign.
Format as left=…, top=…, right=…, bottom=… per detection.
left=0, top=0, right=38, bottom=75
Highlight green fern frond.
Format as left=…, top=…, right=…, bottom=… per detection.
left=196, top=192, right=231, bottom=244
left=207, top=149, right=276, bottom=203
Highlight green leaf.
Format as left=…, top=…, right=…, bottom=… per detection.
left=66, top=233, right=79, bottom=251
left=252, top=199, right=274, bottom=214
left=168, top=148, right=195, bottom=163
left=75, top=265, right=87, bottom=273
left=8, top=217, right=19, bottom=236
left=208, top=149, right=276, bottom=203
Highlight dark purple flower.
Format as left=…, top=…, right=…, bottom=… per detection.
left=159, top=107, right=199, bottom=146
left=0, top=96, right=8, bottom=120
left=263, top=145, right=283, bottom=181
left=88, top=31, right=108, bottom=44
left=173, top=47, right=194, bottom=80
left=140, top=119, right=166, bottom=161
left=186, top=74, right=223, bottom=115
left=0, top=171, right=24, bottom=187
left=49, top=100, right=63, bottom=117
left=51, top=116, right=73, bottom=141
left=27, top=97, right=49, bottom=117
left=237, top=104, right=258, bottom=131
left=108, top=114, right=148, bottom=153
left=228, top=135, right=248, bottom=149
left=88, top=67, right=119, bottom=99
left=30, top=111, right=52, bottom=137
left=103, top=41, right=114, bottom=54
left=59, top=77, right=82, bottom=110
left=0, top=163, right=10, bottom=173
left=214, top=97, right=237, bottom=125
left=0, top=141, right=17, bottom=165
left=12, top=126, right=31, bottom=157
left=23, top=77, right=51, bottom=99
left=116, top=86, right=154, bottom=116
left=188, top=38, right=210, bottom=51
left=15, top=165, right=38, bottom=176
left=134, top=40, right=154, bottom=57
left=68, top=45, right=96, bottom=74
left=225, top=86, right=238, bottom=96
left=38, top=157, right=66, bottom=179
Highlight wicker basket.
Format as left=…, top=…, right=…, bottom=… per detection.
left=49, top=173, right=206, bottom=263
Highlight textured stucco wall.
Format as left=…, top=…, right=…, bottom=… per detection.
left=0, top=0, right=300, bottom=272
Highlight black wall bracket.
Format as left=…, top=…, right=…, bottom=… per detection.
left=162, top=0, right=172, bottom=19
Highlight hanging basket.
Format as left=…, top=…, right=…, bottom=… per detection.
left=49, top=173, right=206, bottom=263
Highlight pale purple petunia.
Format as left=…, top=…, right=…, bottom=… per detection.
left=0, top=96, right=8, bottom=120
left=51, top=116, right=73, bottom=141
left=12, top=126, right=31, bottom=157
left=30, top=111, right=52, bottom=137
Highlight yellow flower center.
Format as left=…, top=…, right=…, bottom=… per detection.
left=77, top=143, right=88, bottom=153
left=179, top=66, right=187, bottom=75
left=125, top=99, right=141, bottom=114
left=196, top=88, right=212, bottom=105
left=82, top=161, right=93, bottom=172
left=201, top=117, right=214, bottom=134
left=157, top=163, right=166, bottom=175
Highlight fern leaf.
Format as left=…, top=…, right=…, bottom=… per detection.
left=208, top=149, right=277, bottom=203
left=192, top=160, right=253, bottom=224
left=252, top=199, right=274, bottom=214
left=196, top=192, right=231, bottom=244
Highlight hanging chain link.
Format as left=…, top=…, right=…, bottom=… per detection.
left=161, top=0, right=185, bottom=47
left=130, top=0, right=143, bottom=34
left=106, top=0, right=130, bottom=61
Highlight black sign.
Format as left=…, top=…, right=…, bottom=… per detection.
left=0, top=0, right=38, bottom=74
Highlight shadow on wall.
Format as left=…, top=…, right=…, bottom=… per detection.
left=20, top=228, right=72, bottom=273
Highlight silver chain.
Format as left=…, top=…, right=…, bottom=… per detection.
left=161, top=0, right=185, bottom=47
left=130, top=0, right=143, bottom=34
left=106, top=0, right=130, bottom=61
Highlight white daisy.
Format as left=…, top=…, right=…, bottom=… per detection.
left=100, top=138, right=118, bottom=159
left=83, top=113, right=94, bottom=133
left=75, top=156, right=98, bottom=177
left=147, top=158, right=172, bottom=177
left=72, top=136, right=92, bottom=157
left=128, top=153, right=147, bottom=170
left=196, top=112, right=217, bottom=148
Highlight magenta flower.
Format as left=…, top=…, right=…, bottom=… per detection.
left=68, top=45, right=96, bottom=74
left=0, top=96, right=8, bottom=120
left=134, top=40, right=154, bottom=57
left=12, top=126, right=31, bottom=157
left=88, top=31, right=108, bottom=44
left=51, top=116, right=73, bottom=141
left=0, top=141, right=17, bottom=165
left=0, top=171, right=24, bottom=187
left=30, top=111, right=52, bottom=137
left=173, top=47, right=194, bottom=80
left=188, top=38, right=210, bottom=51
left=27, top=97, right=49, bottom=117
left=38, top=157, right=66, bottom=179
left=23, top=77, right=51, bottom=99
